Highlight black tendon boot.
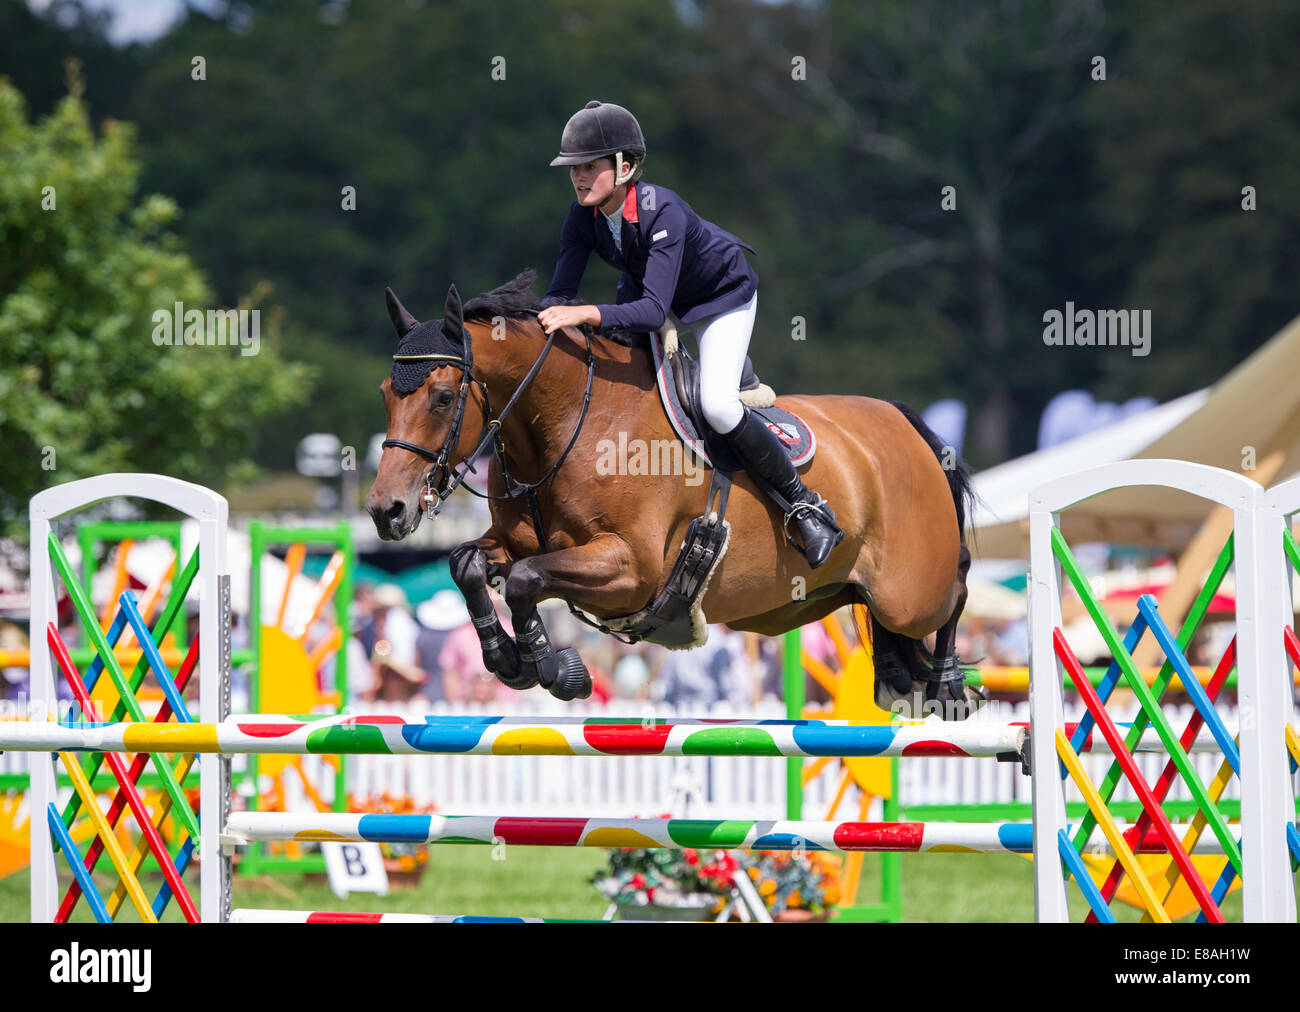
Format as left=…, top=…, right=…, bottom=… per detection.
left=722, top=408, right=845, bottom=567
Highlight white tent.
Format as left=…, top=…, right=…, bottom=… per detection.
left=970, top=390, right=1208, bottom=558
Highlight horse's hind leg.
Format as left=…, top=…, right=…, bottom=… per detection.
left=932, top=545, right=971, bottom=661
left=870, top=545, right=981, bottom=720
left=928, top=545, right=981, bottom=715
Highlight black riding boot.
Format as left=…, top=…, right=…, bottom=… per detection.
left=721, top=408, right=845, bottom=568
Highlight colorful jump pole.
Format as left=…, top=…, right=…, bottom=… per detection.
left=964, top=664, right=1300, bottom=693
left=0, top=715, right=1030, bottom=759
left=229, top=910, right=638, bottom=923
left=0, top=713, right=1231, bottom=758
left=220, top=812, right=1239, bottom=855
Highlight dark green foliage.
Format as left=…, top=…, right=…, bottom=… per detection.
left=0, top=78, right=310, bottom=532
left=4, top=0, right=1296, bottom=475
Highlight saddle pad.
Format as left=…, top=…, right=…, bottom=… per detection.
left=650, top=329, right=816, bottom=471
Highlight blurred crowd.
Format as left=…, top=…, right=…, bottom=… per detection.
left=954, top=616, right=1028, bottom=668
left=1, top=583, right=1246, bottom=714
left=0, top=578, right=844, bottom=712
left=345, top=582, right=843, bottom=708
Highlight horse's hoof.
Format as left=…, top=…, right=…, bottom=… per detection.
left=926, top=664, right=984, bottom=721
left=485, top=639, right=535, bottom=689
left=875, top=680, right=984, bottom=721
left=546, top=648, right=592, bottom=701
left=496, top=667, right=540, bottom=691
left=952, top=685, right=987, bottom=720
left=872, top=650, right=915, bottom=706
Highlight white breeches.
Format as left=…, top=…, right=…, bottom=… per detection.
left=693, top=291, right=758, bottom=434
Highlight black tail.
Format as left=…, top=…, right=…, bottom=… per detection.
left=887, top=399, right=973, bottom=540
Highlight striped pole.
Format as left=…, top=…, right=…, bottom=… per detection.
left=0, top=715, right=1230, bottom=758
left=964, top=665, right=1300, bottom=693
left=229, top=909, right=646, bottom=923
left=0, top=716, right=1028, bottom=759
left=221, top=813, right=1238, bottom=855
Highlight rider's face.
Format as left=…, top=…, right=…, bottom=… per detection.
left=570, top=158, right=620, bottom=207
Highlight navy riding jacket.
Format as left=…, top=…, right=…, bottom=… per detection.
left=541, top=181, right=758, bottom=332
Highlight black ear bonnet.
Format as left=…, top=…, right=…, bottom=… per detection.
left=386, top=286, right=472, bottom=395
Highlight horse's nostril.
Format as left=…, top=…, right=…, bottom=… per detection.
left=386, top=500, right=406, bottom=521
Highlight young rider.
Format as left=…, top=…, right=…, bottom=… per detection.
left=536, top=100, right=844, bottom=568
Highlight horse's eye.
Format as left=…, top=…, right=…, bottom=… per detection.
left=435, top=389, right=455, bottom=408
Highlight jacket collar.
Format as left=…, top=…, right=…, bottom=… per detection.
left=591, top=182, right=640, bottom=223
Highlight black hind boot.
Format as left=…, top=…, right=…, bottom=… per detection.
left=721, top=408, right=845, bottom=568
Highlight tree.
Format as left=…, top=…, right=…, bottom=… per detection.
left=1087, top=0, right=1300, bottom=398
left=689, top=0, right=1110, bottom=463
left=121, top=0, right=708, bottom=456
left=0, top=74, right=311, bottom=533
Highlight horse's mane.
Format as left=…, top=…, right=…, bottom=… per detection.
left=463, top=269, right=640, bottom=346
left=463, top=270, right=541, bottom=321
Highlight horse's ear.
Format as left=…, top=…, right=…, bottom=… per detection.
left=385, top=287, right=419, bottom=338
left=441, top=284, right=464, bottom=345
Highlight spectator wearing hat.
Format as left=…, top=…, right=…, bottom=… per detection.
left=360, top=584, right=428, bottom=703
left=439, top=600, right=513, bottom=704
left=414, top=589, right=472, bottom=703
left=650, top=624, right=742, bottom=707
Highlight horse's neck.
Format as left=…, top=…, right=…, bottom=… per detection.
left=477, top=325, right=589, bottom=481
left=476, top=325, right=664, bottom=486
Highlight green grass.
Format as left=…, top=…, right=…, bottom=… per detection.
left=0, top=847, right=1249, bottom=922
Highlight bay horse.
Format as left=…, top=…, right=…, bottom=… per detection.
left=365, top=271, right=977, bottom=719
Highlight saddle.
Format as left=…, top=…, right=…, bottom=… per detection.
left=592, top=326, right=818, bottom=650
left=649, top=327, right=816, bottom=471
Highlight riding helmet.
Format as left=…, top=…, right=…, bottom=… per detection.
left=549, top=100, right=646, bottom=166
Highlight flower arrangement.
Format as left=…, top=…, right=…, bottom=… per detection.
left=592, top=847, right=740, bottom=919
left=592, top=833, right=844, bottom=920
left=740, top=850, right=842, bottom=919
left=344, top=792, right=438, bottom=874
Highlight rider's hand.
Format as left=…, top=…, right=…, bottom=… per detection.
left=538, top=304, right=601, bottom=335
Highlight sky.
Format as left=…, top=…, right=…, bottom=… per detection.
left=26, top=0, right=214, bottom=45
left=25, top=0, right=735, bottom=45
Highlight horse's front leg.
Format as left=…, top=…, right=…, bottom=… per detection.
left=504, top=534, right=646, bottom=701
left=448, top=529, right=535, bottom=690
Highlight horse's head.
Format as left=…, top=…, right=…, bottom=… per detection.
left=365, top=283, right=486, bottom=540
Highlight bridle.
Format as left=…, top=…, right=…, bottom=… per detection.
left=381, top=312, right=596, bottom=537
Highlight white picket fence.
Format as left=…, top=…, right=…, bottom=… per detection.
left=5, top=699, right=1273, bottom=823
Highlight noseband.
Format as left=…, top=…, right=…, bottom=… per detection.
left=382, top=318, right=596, bottom=521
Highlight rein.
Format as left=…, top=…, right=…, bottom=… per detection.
left=382, top=315, right=596, bottom=542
